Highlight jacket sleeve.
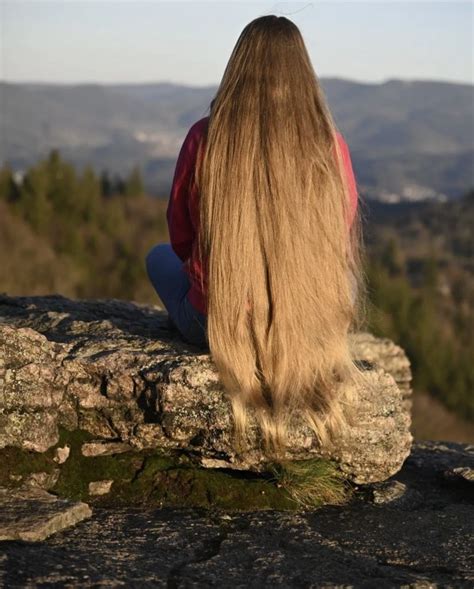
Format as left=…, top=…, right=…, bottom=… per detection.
left=337, top=134, right=359, bottom=229
left=166, top=125, right=199, bottom=262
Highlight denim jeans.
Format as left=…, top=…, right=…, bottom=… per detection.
left=145, top=243, right=208, bottom=348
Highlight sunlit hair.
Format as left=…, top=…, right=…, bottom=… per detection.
left=193, top=14, right=370, bottom=458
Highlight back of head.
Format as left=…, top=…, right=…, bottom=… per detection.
left=194, top=14, right=368, bottom=458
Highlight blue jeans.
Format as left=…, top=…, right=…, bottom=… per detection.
left=145, top=243, right=208, bottom=348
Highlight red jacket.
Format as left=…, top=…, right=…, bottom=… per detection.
left=166, top=116, right=359, bottom=315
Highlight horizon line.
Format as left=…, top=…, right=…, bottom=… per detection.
left=0, top=75, right=472, bottom=88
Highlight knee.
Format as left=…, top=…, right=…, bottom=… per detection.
left=145, top=243, right=169, bottom=274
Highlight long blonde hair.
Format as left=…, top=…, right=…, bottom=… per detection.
left=194, top=15, right=368, bottom=458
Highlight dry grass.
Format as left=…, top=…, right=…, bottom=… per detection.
left=268, top=457, right=353, bottom=509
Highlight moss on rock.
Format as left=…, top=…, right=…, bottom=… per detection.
left=0, top=426, right=353, bottom=511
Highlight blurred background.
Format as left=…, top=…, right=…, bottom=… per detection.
left=0, top=1, right=472, bottom=443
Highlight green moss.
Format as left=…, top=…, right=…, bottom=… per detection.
left=0, top=426, right=352, bottom=511
left=50, top=427, right=165, bottom=501
left=0, top=446, right=56, bottom=487
left=105, top=462, right=297, bottom=510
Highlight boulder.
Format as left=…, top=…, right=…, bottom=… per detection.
left=0, top=293, right=413, bottom=502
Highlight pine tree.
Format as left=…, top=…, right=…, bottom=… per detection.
left=381, top=237, right=405, bottom=277
left=0, top=164, right=20, bottom=203
left=125, top=165, right=144, bottom=198
left=15, top=165, right=51, bottom=233
left=78, top=165, right=101, bottom=223
left=100, top=170, right=112, bottom=198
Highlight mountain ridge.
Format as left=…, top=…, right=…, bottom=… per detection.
left=1, top=78, right=472, bottom=199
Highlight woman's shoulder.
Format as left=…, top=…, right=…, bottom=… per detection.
left=335, top=130, right=347, bottom=146
left=180, top=116, right=209, bottom=161
left=188, top=116, right=210, bottom=138
left=334, top=131, right=353, bottom=161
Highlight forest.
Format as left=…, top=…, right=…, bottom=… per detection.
left=1, top=149, right=472, bottom=435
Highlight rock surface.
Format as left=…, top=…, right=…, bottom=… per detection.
left=0, top=293, right=413, bottom=487
left=0, top=486, right=92, bottom=542
left=0, top=440, right=472, bottom=587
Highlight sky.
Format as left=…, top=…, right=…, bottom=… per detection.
left=0, top=1, right=472, bottom=87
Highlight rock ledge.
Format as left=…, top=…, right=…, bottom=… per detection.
left=0, top=294, right=413, bottom=505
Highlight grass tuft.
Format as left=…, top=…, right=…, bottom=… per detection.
left=268, top=457, right=353, bottom=509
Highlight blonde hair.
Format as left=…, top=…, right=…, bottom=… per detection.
left=194, top=15, right=369, bottom=459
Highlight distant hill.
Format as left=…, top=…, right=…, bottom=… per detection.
left=1, top=78, right=472, bottom=199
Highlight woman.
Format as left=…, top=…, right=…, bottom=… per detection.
left=146, top=14, right=368, bottom=457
